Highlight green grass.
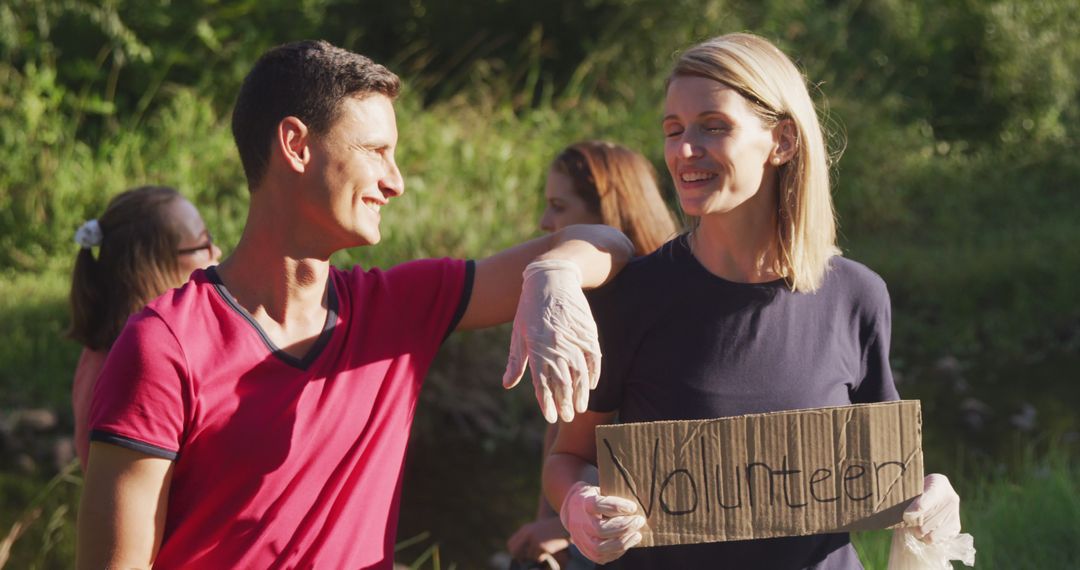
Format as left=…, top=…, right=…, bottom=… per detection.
left=959, top=453, right=1080, bottom=568
left=0, top=462, right=81, bottom=570
left=0, top=265, right=80, bottom=410
left=7, top=446, right=1069, bottom=569
left=852, top=451, right=1080, bottom=569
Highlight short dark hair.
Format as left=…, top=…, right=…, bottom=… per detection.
left=69, top=186, right=185, bottom=351
left=231, top=40, right=401, bottom=187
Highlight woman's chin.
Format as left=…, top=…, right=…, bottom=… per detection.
left=678, top=197, right=707, bottom=217
left=679, top=199, right=729, bottom=218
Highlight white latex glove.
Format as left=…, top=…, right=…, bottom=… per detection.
left=559, top=482, right=646, bottom=565
left=904, top=474, right=962, bottom=542
left=888, top=473, right=975, bottom=569
left=502, top=259, right=602, bottom=423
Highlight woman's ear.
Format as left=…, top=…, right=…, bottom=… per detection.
left=276, top=116, right=311, bottom=174
left=771, top=119, right=798, bottom=166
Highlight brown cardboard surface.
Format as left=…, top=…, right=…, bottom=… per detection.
left=596, top=401, right=923, bottom=547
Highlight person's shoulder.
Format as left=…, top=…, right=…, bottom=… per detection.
left=339, top=258, right=464, bottom=286
left=827, top=255, right=887, bottom=288
left=134, top=269, right=227, bottom=350
left=109, top=304, right=180, bottom=357
left=611, top=236, right=685, bottom=286
left=824, top=255, right=890, bottom=307
left=145, top=268, right=215, bottom=317
left=336, top=259, right=471, bottom=313
left=586, top=236, right=682, bottom=313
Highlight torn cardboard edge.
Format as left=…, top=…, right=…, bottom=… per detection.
left=596, top=400, right=923, bottom=547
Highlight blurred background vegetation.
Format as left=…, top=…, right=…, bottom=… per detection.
left=0, top=0, right=1077, bottom=567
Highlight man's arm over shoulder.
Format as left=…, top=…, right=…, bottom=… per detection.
left=455, top=224, right=633, bottom=331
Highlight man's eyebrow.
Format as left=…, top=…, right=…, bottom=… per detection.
left=353, top=138, right=392, bottom=149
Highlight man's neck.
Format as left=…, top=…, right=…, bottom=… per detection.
left=214, top=232, right=334, bottom=359
left=217, top=249, right=330, bottom=320
left=219, top=182, right=341, bottom=315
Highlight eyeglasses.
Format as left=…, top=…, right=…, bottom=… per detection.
left=177, top=233, right=214, bottom=257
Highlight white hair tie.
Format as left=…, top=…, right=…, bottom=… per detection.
left=74, top=219, right=104, bottom=249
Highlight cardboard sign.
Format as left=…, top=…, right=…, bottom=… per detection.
left=596, top=401, right=923, bottom=547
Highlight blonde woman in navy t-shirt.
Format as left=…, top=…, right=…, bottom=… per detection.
left=543, top=34, right=965, bottom=569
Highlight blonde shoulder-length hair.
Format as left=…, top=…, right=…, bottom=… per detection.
left=670, top=33, right=840, bottom=292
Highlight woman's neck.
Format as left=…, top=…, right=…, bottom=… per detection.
left=690, top=206, right=782, bottom=284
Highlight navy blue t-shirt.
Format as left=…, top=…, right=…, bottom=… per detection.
left=586, top=235, right=899, bottom=570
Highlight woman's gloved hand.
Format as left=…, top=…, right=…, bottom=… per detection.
left=888, top=473, right=975, bottom=569
left=503, top=259, right=602, bottom=423
left=559, top=481, right=646, bottom=564
left=904, top=473, right=962, bottom=542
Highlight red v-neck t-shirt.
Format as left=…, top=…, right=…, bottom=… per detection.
left=89, top=259, right=473, bottom=569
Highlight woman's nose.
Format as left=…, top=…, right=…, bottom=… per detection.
left=539, top=209, right=555, bottom=233
left=679, top=139, right=702, bottom=159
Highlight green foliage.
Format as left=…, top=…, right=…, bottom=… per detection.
left=842, top=140, right=1080, bottom=362
left=0, top=0, right=1078, bottom=566
left=0, top=73, right=244, bottom=270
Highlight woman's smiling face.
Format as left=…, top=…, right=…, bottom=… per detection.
left=662, top=76, right=779, bottom=218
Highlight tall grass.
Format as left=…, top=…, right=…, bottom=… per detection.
left=2, top=451, right=1076, bottom=568
left=0, top=264, right=76, bottom=408
left=0, top=462, right=80, bottom=570
left=852, top=450, right=1080, bottom=569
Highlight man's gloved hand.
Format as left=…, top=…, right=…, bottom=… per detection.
left=559, top=482, right=646, bottom=565
left=503, top=259, right=602, bottom=423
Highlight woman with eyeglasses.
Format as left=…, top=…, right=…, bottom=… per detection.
left=68, top=185, right=221, bottom=470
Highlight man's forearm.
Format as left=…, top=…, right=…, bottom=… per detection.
left=537, top=224, right=633, bottom=289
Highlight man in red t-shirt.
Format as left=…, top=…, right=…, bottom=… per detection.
left=77, top=41, right=633, bottom=570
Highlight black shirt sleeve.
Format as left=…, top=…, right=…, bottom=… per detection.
left=851, top=274, right=900, bottom=403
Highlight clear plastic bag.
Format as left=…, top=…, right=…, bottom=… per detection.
left=887, top=528, right=976, bottom=569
